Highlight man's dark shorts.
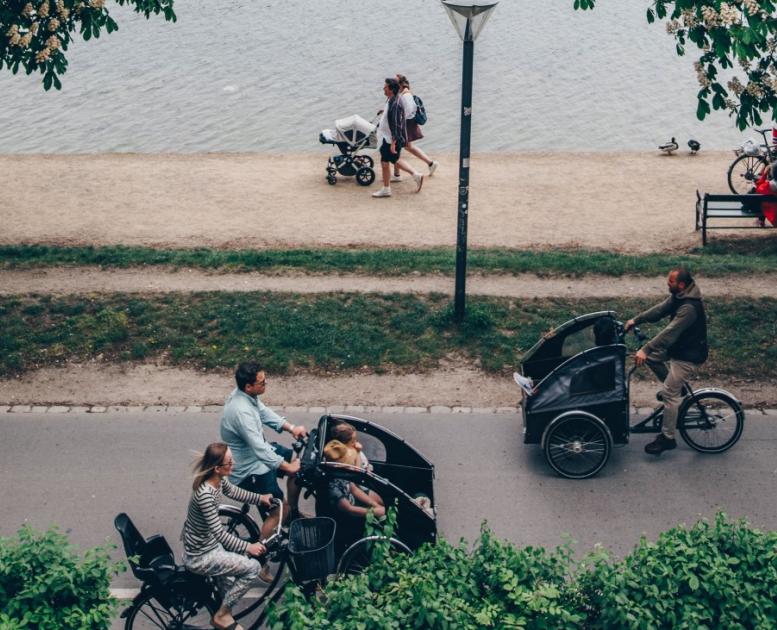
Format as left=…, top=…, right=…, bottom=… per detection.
left=236, top=443, right=293, bottom=514
left=379, top=139, right=403, bottom=164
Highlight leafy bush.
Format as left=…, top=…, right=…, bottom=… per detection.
left=0, top=526, right=124, bottom=629
left=582, top=514, right=777, bottom=629
left=269, top=513, right=777, bottom=630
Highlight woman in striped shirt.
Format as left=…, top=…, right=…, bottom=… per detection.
left=182, top=442, right=272, bottom=630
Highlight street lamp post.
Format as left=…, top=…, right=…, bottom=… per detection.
left=441, top=0, right=498, bottom=323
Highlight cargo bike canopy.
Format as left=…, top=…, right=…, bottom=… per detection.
left=520, top=311, right=630, bottom=447
left=521, top=311, right=622, bottom=383
left=298, top=415, right=437, bottom=553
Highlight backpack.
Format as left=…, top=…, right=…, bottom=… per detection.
left=413, top=95, right=427, bottom=125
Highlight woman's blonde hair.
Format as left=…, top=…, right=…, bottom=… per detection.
left=192, top=442, right=228, bottom=490
left=396, top=74, right=410, bottom=89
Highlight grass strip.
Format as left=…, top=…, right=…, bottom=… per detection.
left=1, top=293, right=774, bottom=380
left=1, top=242, right=776, bottom=277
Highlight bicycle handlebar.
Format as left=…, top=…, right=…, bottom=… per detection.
left=632, top=325, right=648, bottom=345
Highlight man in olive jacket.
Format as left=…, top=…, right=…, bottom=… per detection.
left=625, top=267, right=708, bottom=455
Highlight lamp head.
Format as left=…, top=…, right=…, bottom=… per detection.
left=441, top=0, right=498, bottom=41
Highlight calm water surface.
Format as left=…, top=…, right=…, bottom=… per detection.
left=0, top=0, right=758, bottom=153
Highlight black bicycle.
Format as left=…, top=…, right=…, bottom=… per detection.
left=115, top=415, right=437, bottom=628
left=727, top=127, right=777, bottom=194
left=519, top=311, right=745, bottom=479
left=115, top=498, right=340, bottom=629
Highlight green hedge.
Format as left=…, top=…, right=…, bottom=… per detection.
left=0, top=526, right=123, bottom=629
left=269, top=513, right=777, bottom=630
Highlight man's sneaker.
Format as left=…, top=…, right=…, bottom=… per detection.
left=413, top=173, right=424, bottom=192
left=372, top=187, right=392, bottom=198
left=429, top=161, right=439, bottom=176
left=644, top=434, right=677, bottom=455
left=390, top=174, right=402, bottom=182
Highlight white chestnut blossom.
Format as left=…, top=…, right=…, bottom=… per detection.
left=681, top=10, right=699, bottom=28
left=728, top=76, right=745, bottom=95
left=719, top=3, right=741, bottom=26
left=743, top=0, right=761, bottom=17
left=701, top=6, right=722, bottom=27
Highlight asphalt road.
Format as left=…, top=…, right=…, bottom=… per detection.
left=2, top=409, right=776, bottom=594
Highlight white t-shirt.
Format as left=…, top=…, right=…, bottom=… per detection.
left=400, top=92, right=417, bottom=120
left=377, top=99, right=392, bottom=144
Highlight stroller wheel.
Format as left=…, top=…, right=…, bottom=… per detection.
left=356, top=167, right=375, bottom=187
left=355, top=155, right=374, bottom=169
left=327, top=175, right=337, bottom=185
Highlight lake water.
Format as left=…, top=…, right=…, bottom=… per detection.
left=0, top=0, right=762, bottom=153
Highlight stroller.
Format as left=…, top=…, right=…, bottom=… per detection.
left=319, top=114, right=377, bottom=186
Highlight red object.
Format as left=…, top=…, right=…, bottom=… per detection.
left=754, top=172, right=777, bottom=226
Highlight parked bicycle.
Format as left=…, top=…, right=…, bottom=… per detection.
left=727, top=127, right=777, bottom=194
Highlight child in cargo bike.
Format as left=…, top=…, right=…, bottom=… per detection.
left=323, top=440, right=385, bottom=519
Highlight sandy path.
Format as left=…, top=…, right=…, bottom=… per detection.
left=2, top=363, right=775, bottom=408
left=0, top=267, right=767, bottom=297
left=0, top=151, right=759, bottom=254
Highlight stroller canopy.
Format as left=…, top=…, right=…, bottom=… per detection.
left=335, top=114, right=376, bottom=145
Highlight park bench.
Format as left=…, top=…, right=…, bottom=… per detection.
left=695, top=190, right=774, bottom=246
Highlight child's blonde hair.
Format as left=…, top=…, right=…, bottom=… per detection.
left=323, top=440, right=359, bottom=467
left=329, top=422, right=356, bottom=445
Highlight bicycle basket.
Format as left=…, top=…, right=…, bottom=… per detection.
left=288, top=517, right=336, bottom=582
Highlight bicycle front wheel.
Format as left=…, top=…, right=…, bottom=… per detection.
left=336, top=535, right=411, bottom=577
left=727, top=154, right=768, bottom=194
left=679, top=391, right=744, bottom=453
left=124, top=589, right=217, bottom=630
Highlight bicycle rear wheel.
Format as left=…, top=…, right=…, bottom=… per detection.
left=124, top=589, right=217, bottom=629
left=727, top=153, right=768, bottom=194
left=679, top=391, right=744, bottom=453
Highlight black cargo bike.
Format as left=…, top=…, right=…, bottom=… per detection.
left=114, top=413, right=436, bottom=628
left=519, top=311, right=745, bottom=480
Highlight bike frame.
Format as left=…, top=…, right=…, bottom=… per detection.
left=626, top=364, right=721, bottom=435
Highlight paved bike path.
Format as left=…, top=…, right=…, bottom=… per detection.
left=1, top=409, right=775, bottom=593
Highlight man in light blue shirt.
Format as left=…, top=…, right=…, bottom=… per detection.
left=220, top=361, right=308, bottom=540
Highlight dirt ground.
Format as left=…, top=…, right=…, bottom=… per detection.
left=0, top=151, right=756, bottom=253
left=0, top=267, right=773, bottom=297
left=2, top=362, right=776, bottom=408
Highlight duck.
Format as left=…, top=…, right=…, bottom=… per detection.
left=659, top=137, right=679, bottom=154
left=688, top=139, right=701, bottom=154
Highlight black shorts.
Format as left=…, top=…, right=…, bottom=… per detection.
left=379, top=139, right=402, bottom=164
left=236, top=442, right=293, bottom=508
